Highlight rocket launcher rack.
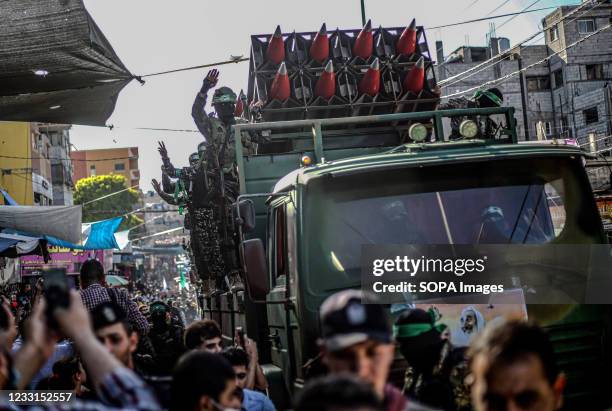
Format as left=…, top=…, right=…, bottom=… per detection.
left=246, top=24, right=440, bottom=123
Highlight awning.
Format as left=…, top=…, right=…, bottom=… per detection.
left=46, top=216, right=123, bottom=250
left=0, top=232, right=49, bottom=260
left=0, top=205, right=82, bottom=244
left=0, top=0, right=133, bottom=126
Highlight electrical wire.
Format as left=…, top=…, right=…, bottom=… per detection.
left=129, top=226, right=184, bottom=242
left=496, top=0, right=543, bottom=31
left=81, top=184, right=139, bottom=206
left=138, top=57, right=248, bottom=79
left=0, top=154, right=137, bottom=162
left=443, top=23, right=612, bottom=99
left=427, top=6, right=558, bottom=30
left=439, top=0, right=600, bottom=88
left=487, top=0, right=513, bottom=17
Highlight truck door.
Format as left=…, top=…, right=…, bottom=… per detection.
left=267, top=200, right=299, bottom=393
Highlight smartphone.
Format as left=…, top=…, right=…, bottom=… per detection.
left=236, top=326, right=245, bottom=348
left=43, top=268, right=70, bottom=327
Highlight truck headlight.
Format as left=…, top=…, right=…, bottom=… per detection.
left=408, top=123, right=428, bottom=142
left=459, top=120, right=478, bottom=138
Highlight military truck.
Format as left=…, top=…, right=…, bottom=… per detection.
left=198, top=105, right=612, bottom=409
left=197, top=22, right=611, bottom=410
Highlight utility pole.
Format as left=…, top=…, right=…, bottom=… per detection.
left=360, top=0, right=366, bottom=26
left=517, top=55, right=530, bottom=141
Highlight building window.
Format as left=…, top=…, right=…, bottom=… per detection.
left=553, top=69, right=563, bottom=88
left=549, top=25, right=559, bottom=41
left=535, top=121, right=553, bottom=138
left=470, top=48, right=487, bottom=62
left=526, top=76, right=551, bottom=91
left=577, top=19, right=595, bottom=34
left=560, top=117, right=568, bottom=134
left=583, top=107, right=599, bottom=125
left=90, top=164, right=96, bottom=176
left=585, top=64, right=604, bottom=80
left=114, top=163, right=126, bottom=171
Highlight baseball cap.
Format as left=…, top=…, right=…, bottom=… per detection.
left=91, top=301, right=127, bottom=331
left=319, top=290, right=392, bottom=352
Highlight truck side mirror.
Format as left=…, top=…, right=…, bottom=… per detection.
left=235, top=199, right=256, bottom=233
left=242, top=239, right=270, bottom=300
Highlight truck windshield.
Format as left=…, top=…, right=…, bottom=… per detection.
left=303, top=157, right=603, bottom=293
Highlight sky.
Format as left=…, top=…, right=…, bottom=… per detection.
left=72, top=0, right=577, bottom=192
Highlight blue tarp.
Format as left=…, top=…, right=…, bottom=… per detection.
left=1, top=189, right=18, bottom=205
left=45, top=217, right=123, bottom=250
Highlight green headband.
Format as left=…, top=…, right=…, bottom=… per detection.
left=212, top=92, right=237, bottom=104
left=393, top=323, right=447, bottom=338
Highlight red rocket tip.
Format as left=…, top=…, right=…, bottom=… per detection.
left=315, top=60, right=336, bottom=100
left=415, top=56, right=425, bottom=69
left=359, top=57, right=381, bottom=97
left=269, top=62, right=290, bottom=101
left=403, top=57, right=425, bottom=94
left=319, top=23, right=327, bottom=36
left=311, top=24, right=330, bottom=62
left=353, top=20, right=374, bottom=59
left=397, top=20, right=418, bottom=56
left=370, top=57, right=380, bottom=71
left=267, top=26, right=286, bottom=64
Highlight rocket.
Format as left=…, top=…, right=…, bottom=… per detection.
left=266, top=25, right=285, bottom=65
left=314, top=60, right=336, bottom=100
left=269, top=62, right=290, bottom=101
left=403, top=56, right=425, bottom=94
left=397, top=19, right=417, bottom=56
left=310, top=23, right=329, bottom=62
left=358, top=57, right=380, bottom=97
left=353, top=19, right=373, bottom=60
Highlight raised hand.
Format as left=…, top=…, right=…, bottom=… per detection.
left=157, top=141, right=168, bottom=159
left=202, top=69, right=219, bottom=90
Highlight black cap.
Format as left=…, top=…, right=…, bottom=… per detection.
left=91, top=301, right=127, bottom=331
left=320, top=290, right=392, bottom=352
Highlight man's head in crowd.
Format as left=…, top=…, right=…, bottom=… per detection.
left=468, top=320, right=564, bottom=411
left=184, top=319, right=223, bottom=353
left=91, top=302, right=138, bottom=369
left=319, top=290, right=394, bottom=398
left=222, top=347, right=250, bottom=389
left=150, top=301, right=172, bottom=329
left=171, top=351, right=236, bottom=411
left=79, top=259, right=105, bottom=289
left=295, top=374, right=383, bottom=411
left=394, top=308, right=445, bottom=372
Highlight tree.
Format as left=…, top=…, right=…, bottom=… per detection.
left=74, top=174, right=142, bottom=231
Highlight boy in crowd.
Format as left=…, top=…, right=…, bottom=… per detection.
left=222, top=347, right=276, bottom=411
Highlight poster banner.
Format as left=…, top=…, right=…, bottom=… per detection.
left=20, top=246, right=103, bottom=276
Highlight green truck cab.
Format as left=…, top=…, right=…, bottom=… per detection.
left=202, top=107, right=611, bottom=409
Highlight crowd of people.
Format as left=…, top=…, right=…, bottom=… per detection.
left=0, top=257, right=578, bottom=411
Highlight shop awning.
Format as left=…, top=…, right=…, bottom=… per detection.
left=0, top=0, right=134, bottom=126
left=0, top=205, right=82, bottom=244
